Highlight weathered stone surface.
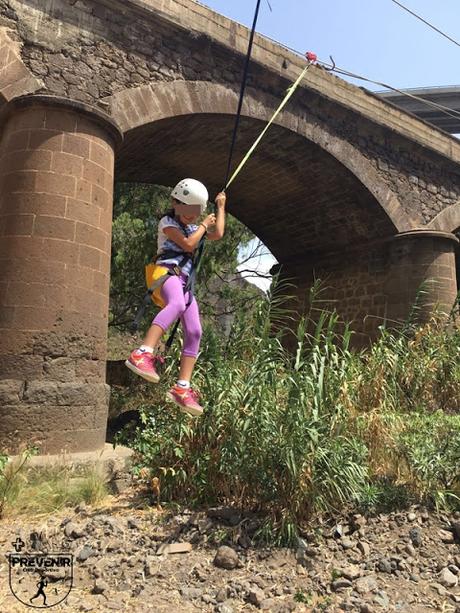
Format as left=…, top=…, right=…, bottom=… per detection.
left=214, top=546, right=239, bottom=570
left=23, top=382, right=107, bottom=406
left=156, top=542, right=192, bottom=555
left=439, top=568, right=458, bottom=588
left=77, top=544, right=97, bottom=562
left=0, top=98, right=118, bottom=454
left=355, top=575, right=379, bottom=595
left=0, top=379, right=24, bottom=404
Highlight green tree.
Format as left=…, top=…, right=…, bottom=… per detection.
left=109, top=182, right=259, bottom=333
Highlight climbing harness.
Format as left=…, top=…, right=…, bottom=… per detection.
left=130, top=244, right=195, bottom=334
left=145, top=252, right=192, bottom=310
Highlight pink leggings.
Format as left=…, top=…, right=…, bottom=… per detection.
left=152, top=273, right=202, bottom=358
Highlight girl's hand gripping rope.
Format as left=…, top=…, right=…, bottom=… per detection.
left=215, top=191, right=227, bottom=208
left=205, top=192, right=226, bottom=241
left=201, top=213, right=216, bottom=232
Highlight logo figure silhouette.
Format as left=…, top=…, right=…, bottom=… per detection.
left=30, top=577, right=48, bottom=606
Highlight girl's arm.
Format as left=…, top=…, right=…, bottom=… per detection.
left=206, top=192, right=226, bottom=241
left=163, top=213, right=216, bottom=252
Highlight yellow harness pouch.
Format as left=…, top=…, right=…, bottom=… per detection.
left=145, top=263, right=170, bottom=309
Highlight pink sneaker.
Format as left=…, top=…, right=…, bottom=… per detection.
left=166, top=385, right=203, bottom=416
left=125, top=349, right=160, bottom=383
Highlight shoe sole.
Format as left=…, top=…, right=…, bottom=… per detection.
left=166, top=392, right=203, bottom=417
left=124, top=360, right=160, bottom=383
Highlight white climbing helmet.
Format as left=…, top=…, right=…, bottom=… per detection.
left=171, top=178, right=208, bottom=214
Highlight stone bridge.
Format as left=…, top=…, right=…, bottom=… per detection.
left=0, top=0, right=459, bottom=455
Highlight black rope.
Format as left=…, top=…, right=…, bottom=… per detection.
left=223, top=0, right=262, bottom=191
left=165, top=317, right=181, bottom=351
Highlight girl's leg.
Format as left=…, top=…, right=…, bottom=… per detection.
left=166, top=295, right=204, bottom=415
left=126, top=275, right=186, bottom=382
left=178, top=355, right=197, bottom=382
left=151, top=275, right=187, bottom=339
left=142, top=323, right=166, bottom=350
left=140, top=274, right=187, bottom=347
left=179, top=294, right=202, bottom=382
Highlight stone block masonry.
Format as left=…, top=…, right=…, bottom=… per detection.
left=277, top=230, right=458, bottom=348
left=0, top=95, right=122, bottom=454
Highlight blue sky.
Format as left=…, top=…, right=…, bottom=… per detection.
left=201, top=0, right=460, bottom=90
left=200, top=0, right=460, bottom=288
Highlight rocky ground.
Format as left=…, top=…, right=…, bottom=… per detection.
left=1, top=483, right=460, bottom=613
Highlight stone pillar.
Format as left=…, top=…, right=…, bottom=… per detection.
left=386, top=229, right=459, bottom=326
left=273, top=230, right=458, bottom=347
left=0, top=95, right=122, bottom=455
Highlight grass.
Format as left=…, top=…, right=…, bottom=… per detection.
left=0, top=449, right=108, bottom=519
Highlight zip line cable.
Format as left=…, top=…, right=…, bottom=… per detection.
left=264, top=34, right=460, bottom=125
left=225, top=53, right=460, bottom=192
left=170, top=3, right=314, bottom=348
left=231, top=13, right=460, bottom=127
left=317, top=58, right=460, bottom=124
left=389, top=0, right=460, bottom=48
left=226, top=61, right=313, bottom=189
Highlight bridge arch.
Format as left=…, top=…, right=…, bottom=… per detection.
left=1, top=0, right=459, bottom=459
left=1, top=0, right=459, bottom=460
left=108, top=80, right=413, bottom=253
left=0, top=29, right=42, bottom=109
left=428, top=201, right=460, bottom=234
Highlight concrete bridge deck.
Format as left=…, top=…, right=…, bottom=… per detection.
left=377, top=86, right=460, bottom=135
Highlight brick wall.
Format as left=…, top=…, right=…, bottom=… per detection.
left=276, top=243, right=388, bottom=348
left=386, top=231, right=459, bottom=324
left=0, top=25, right=42, bottom=105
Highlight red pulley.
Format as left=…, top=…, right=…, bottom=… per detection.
left=305, top=51, right=317, bottom=63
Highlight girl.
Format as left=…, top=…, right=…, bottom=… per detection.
left=125, top=178, right=226, bottom=416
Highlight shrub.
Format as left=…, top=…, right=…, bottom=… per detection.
left=114, top=284, right=460, bottom=542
